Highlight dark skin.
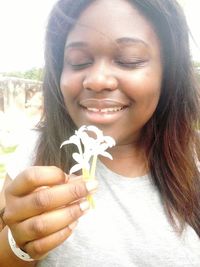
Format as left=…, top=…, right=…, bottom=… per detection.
left=0, top=168, right=97, bottom=264
left=0, top=0, right=162, bottom=264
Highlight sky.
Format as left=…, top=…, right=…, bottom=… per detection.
left=0, top=0, right=199, bottom=72
left=0, top=0, right=57, bottom=72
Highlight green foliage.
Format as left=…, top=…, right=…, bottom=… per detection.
left=23, top=68, right=44, bottom=81
left=1, top=67, right=44, bottom=81
left=0, top=146, right=17, bottom=154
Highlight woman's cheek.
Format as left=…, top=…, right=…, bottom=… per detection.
left=60, top=72, right=82, bottom=98
left=123, top=69, right=161, bottom=99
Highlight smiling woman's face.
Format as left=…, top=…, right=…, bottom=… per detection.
left=60, top=0, right=162, bottom=146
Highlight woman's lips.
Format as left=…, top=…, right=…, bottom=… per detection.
left=79, top=98, right=129, bottom=110
left=79, top=98, right=129, bottom=124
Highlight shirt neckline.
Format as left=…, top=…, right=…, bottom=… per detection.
left=97, top=159, right=152, bottom=186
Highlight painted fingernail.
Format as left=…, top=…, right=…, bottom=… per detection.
left=68, top=221, right=78, bottom=231
left=79, top=200, right=90, bottom=211
left=85, top=180, right=98, bottom=192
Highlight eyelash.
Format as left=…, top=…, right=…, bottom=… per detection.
left=115, top=60, right=146, bottom=68
left=67, top=62, right=92, bottom=70
left=66, top=59, right=146, bottom=70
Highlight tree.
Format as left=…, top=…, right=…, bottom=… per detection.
left=23, top=68, right=43, bottom=81
left=0, top=67, right=43, bottom=81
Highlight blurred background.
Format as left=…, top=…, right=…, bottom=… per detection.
left=0, top=0, right=199, bottom=182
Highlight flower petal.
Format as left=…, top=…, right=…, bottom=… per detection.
left=72, top=152, right=82, bottom=163
left=99, top=151, right=113, bottom=160
left=69, top=164, right=82, bottom=174
left=60, top=140, right=71, bottom=148
left=103, top=136, right=116, bottom=147
left=75, top=125, right=87, bottom=137
left=87, top=125, right=103, bottom=140
left=60, top=135, right=80, bottom=148
left=79, top=131, right=91, bottom=147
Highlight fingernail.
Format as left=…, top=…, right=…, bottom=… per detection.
left=85, top=180, right=98, bottom=192
left=79, top=200, right=90, bottom=211
left=68, top=221, right=78, bottom=230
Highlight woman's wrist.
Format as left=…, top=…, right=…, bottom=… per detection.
left=7, top=228, right=34, bottom=262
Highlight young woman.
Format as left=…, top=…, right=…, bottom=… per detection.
left=0, top=0, right=200, bottom=266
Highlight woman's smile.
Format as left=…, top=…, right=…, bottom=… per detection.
left=78, top=98, right=130, bottom=124
left=80, top=104, right=129, bottom=124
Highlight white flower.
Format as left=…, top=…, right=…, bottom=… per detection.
left=60, top=125, right=116, bottom=174
left=60, top=125, right=87, bottom=154
left=69, top=152, right=91, bottom=174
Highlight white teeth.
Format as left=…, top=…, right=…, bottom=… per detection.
left=87, top=108, right=99, bottom=112
left=87, top=107, right=123, bottom=113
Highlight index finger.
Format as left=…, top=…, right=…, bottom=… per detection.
left=7, top=166, right=68, bottom=196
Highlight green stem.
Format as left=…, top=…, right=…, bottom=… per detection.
left=82, top=155, right=98, bottom=209
left=82, top=168, right=89, bottom=180
left=90, top=154, right=97, bottom=180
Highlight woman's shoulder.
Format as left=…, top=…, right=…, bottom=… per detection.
left=6, top=129, right=41, bottom=180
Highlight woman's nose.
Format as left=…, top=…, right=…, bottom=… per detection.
left=83, top=63, right=118, bottom=92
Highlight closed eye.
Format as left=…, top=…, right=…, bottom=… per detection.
left=67, top=62, right=92, bottom=70
left=115, top=59, right=147, bottom=69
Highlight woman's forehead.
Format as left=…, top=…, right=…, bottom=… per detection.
left=66, top=0, right=160, bottom=53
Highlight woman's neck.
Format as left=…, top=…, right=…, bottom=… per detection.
left=100, top=143, right=148, bottom=178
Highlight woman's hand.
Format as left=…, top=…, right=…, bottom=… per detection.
left=3, top=166, right=97, bottom=260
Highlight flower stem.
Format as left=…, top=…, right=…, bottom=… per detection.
left=90, top=154, right=97, bottom=180
left=87, top=155, right=98, bottom=208
left=82, top=168, right=90, bottom=180
left=82, top=167, right=95, bottom=208
left=82, top=155, right=97, bottom=209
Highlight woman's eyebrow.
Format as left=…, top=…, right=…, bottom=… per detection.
left=65, top=37, right=149, bottom=50
left=65, top=41, right=88, bottom=50
left=116, top=37, right=149, bottom=48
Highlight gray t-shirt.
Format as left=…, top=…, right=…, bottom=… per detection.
left=7, top=131, right=200, bottom=266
